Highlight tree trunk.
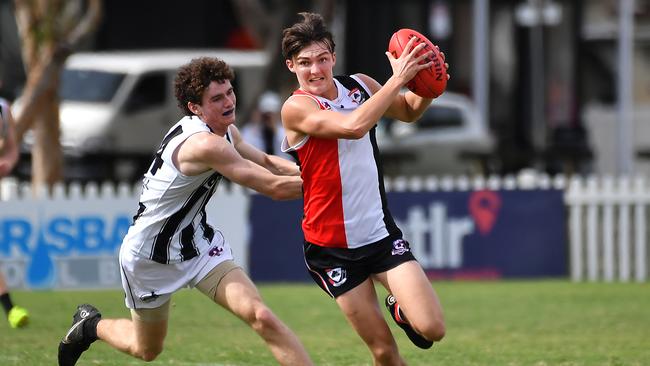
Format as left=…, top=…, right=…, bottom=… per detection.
left=12, top=0, right=102, bottom=189
left=12, top=47, right=69, bottom=143
left=31, top=76, right=63, bottom=185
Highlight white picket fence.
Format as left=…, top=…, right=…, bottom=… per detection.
left=565, top=176, right=649, bottom=282
left=0, top=178, right=139, bottom=201
left=385, top=173, right=650, bottom=283
left=2, top=173, right=649, bottom=283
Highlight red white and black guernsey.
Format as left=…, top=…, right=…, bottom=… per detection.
left=282, top=75, right=402, bottom=249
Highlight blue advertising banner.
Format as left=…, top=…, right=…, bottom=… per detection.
left=0, top=198, right=132, bottom=289
left=249, top=189, right=567, bottom=282
left=0, top=185, right=250, bottom=289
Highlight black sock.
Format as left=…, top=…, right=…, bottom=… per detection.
left=83, top=316, right=101, bottom=342
left=0, top=293, right=14, bottom=314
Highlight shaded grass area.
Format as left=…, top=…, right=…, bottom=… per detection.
left=0, top=281, right=648, bottom=365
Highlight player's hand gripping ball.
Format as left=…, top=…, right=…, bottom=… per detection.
left=388, top=28, right=447, bottom=98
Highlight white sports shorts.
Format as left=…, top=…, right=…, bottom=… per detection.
left=119, top=237, right=234, bottom=309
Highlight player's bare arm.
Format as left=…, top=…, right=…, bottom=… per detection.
left=357, top=49, right=450, bottom=123
left=229, top=124, right=299, bottom=176
left=355, top=73, right=432, bottom=123
left=283, top=38, right=433, bottom=141
left=175, top=132, right=302, bottom=200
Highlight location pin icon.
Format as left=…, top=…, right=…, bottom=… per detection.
left=468, top=190, right=501, bottom=235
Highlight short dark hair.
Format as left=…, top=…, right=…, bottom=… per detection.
left=281, top=12, right=335, bottom=60
left=174, top=57, right=235, bottom=116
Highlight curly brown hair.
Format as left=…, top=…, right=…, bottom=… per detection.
left=281, top=12, right=335, bottom=60
left=174, top=57, right=235, bottom=116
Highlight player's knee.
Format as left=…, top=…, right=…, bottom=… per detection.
left=416, top=318, right=446, bottom=342
left=140, top=349, right=162, bottom=362
left=134, top=345, right=163, bottom=362
left=370, top=342, right=399, bottom=364
left=250, top=305, right=280, bottom=334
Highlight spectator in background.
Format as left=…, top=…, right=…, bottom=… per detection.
left=241, top=91, right=294, bottom=161
left=0, top=95, right=29, bottom=329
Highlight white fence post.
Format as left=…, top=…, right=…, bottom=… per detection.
left=586, top=177, right=599, bottom=282
left=567, top=177, right=584, bottom=281
left=602, top=177, right=615, bottom=282
left=634, top=177, right=648, bottom=282
left=618, top=177, right=631, bottom=282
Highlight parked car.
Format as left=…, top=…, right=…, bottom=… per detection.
left=19, top=49, right=268, bottom=182
left=376, top=92, right=495, bottom=176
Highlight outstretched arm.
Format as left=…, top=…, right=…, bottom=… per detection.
left=175, top=132, right=302, bottom=200
left=229, top=124, right=299, bottom=176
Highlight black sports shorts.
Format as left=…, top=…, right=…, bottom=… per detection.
left=303, top=234, right=417, bottom=298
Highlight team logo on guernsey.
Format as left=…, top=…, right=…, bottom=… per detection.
left=348, top=88, right=365, bottom=104
left=391, top=239, right=410, bottom=256
left=326, top=268, right=347, bottom=287
left=208, top=245, right=223, bottom=257
left=139, top=291, right=160, bottom=303
left=321, top=101, right=332, bottom=110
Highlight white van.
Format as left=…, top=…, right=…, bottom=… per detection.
left=22, top=49, right=268, bottom=181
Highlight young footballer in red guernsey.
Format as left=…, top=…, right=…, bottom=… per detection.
left=281, top=12, right=449, bottom=365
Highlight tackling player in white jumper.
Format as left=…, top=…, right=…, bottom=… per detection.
left=57, top=57, right=313, bottom=366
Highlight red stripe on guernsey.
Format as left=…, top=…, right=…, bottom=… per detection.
left=292, top=89, right=348, bottom=247
left=293, top=89, right=328, bottom=109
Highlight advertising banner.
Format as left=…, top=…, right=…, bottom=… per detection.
left=1, top=186, right=566, bottom=288
left=249, top=189, right=567, bottom=282
left=0, top=195, right=132, bottom=289
left=0, top=185, right=249, bottom=289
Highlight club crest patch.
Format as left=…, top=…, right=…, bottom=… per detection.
left=348, top=88, right=365, bottom=104
left=208, top=245, right=223, bottom=257
left=391, top=239, right=410, bottom=256
left=326, top=267, right=347, bottom=287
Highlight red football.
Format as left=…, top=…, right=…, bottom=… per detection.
left=388, top=28, right=447, bottom=98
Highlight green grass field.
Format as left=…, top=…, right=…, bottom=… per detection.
left=1, top=281, right=648, bottom=365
